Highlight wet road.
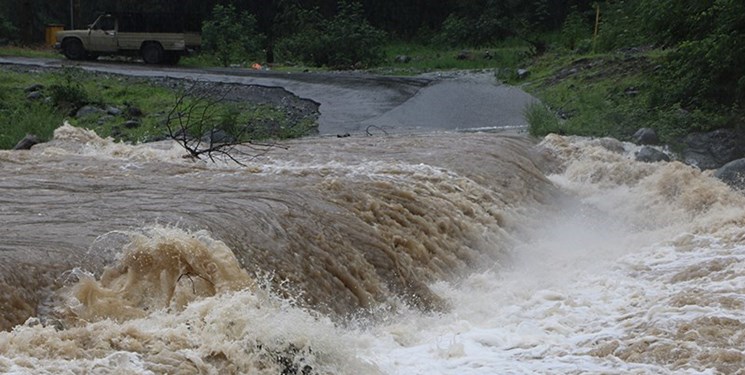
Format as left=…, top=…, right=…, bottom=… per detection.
left=0, top=56, right=536, bottom=135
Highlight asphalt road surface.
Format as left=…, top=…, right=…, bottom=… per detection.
left=0, top=56, right=537, bottom=136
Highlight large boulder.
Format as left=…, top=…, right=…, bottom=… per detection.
left=714, top=158, right=745, bottom=191
left=632, top=127, right=659, bottom=145
left=680, top=129, right=745, bottom=170
left=635, top=146, right=670, bottom=163
left=13, top=134, right=39, bottom=150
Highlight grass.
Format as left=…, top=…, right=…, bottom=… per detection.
left=520, top=49, right=678, bottom=142
left=0, top=66, right=316, bottom=149
left=524, top=102, right=560, bottom=137
left=369, top=41, right=530, bottom=76
left=0, top=45, right=60, bottom=59
left=4, top=41, right=736, bottom=147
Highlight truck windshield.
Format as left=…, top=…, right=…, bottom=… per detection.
left=95, top=16, right=115, bottom=31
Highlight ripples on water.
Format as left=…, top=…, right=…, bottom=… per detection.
left=1, top=125, right=744, bottom=374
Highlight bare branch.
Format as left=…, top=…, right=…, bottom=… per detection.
left=163, top=81, right=285, bottom=165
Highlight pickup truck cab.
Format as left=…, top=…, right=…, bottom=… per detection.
left=55, top=12, right=201, bottom=65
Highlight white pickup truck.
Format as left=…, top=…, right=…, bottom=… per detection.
left=55, top=12, right=201, bottom=65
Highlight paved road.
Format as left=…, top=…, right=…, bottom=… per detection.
left=0, top=56, right=536, bottom=136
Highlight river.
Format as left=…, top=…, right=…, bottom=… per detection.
left=1, top=125, right=744, bottom=374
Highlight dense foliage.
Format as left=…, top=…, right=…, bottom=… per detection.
left=274, top=1, right=385, bottom=68
left=0, top=0, right=742, bottom=141
left=648, top=0, right=745, bottom=109
left=201, top=4, right=265, bottom=67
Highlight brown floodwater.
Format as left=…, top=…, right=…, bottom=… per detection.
left=2, top=126, right=744, bottom=374
left=1, top=125, right=554, bottom=331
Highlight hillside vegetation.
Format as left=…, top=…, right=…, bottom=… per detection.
left=0, top=1, right=742, bottom=148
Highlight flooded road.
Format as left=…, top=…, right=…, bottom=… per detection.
left=0, top=56, right=535, bottom=135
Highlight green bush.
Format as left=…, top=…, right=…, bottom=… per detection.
left=202, top=4, right=265, bottom=67
left=434, top=12, right=512, bottom=47
left=0, top=102, right=62, bottom=149
left=48, top=67, right=89, bottom=112
left=273, top=4, right=326, bottom=66
left=274, top=1, right=386, bottom=69
left=560, top=9, right=590, bottom=51
left=618, top=0, right=745, bottom=109
left=525, top=102, right=560, bottom=137
left=593, top=1, right=646, bottom=52
left=0, top=13, right=16, bottom=41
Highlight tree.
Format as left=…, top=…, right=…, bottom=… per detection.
left=609, top=0, right=745, bottom=108
left=163, top=82, right=276, bottom=165
left=201, top=4, right=265, bottom=67
left=274, top=1, right=386, bottom=69
left=0, top=10, right=17, bottom=40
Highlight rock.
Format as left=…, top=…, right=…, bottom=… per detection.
left=635, top=146, right=670, bottom=163
left=26, top=91, right=43, bottom=101
left=624, top=87, right=640, bottom=96
left=714, top=158, right=745, bottom=190
left=106, top=106, right=123, bottom=116
left=554, top=68, right=579, bottom=81
left=12, top=134, right=39, bottom=150
left=126, top=106, right=143, bottom=117
left=633, top=128, right=659, bottom=145
left=76, top=105, right=104, bottom=118
left=394, top=55, right=411, bottom=63
left=24, top=84, right=44, bottom=93
left=556, top=108, right=574, bottom=120
left=516, top=68, right=530, bottom=79
left=456, top=50, right=473, bottom=60
left=97, top=115, right=114, bottom=125
left=680, top=129, right=745, bottom=170
left=110, top=126, right=123, bottom=138
left=122, top=120, right=140, bottom=129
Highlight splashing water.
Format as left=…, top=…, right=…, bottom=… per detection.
left=1, top=126, right=744, bottom=374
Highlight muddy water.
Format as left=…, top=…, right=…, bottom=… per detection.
left=2, top=126, right=745, bottom=374
left=0, top=125, right=552, bottom=324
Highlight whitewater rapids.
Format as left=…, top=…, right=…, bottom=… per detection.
left=1, top=125, right=744, bottom=374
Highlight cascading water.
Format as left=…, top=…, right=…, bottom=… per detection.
left=1, top=125, right=743, bottom=374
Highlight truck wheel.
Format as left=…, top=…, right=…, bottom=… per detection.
left=141, top=43, right=164, bottom=64
left=62, top=39, right=85, bottom=60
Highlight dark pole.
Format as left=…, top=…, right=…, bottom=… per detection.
left=20, top=0, right=32, bottom=43
left=73, top=0, right=81, bottom=29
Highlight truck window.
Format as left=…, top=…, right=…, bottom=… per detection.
left=95, top=15, right=116, bottom=31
